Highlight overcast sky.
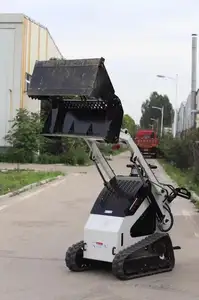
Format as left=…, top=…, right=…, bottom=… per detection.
left=2, top=0, right=199, bottom=123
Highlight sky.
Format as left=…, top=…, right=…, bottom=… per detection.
left=2, top=0, right=199, bottom=124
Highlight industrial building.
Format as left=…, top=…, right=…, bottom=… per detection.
left=175, top=34, right=199, bottom=136
left=0, top=13, right=63, bottom=146
left=175, top=90, right=199, bottom=136
left=176, top=101, right=186, bottom=135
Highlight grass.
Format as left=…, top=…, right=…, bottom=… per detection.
left=0, top=169, right=63, bottom=195
left=159, top=159, right=199, bottom=209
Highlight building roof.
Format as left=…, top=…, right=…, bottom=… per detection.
left=0, top=13, right=63, bottom=58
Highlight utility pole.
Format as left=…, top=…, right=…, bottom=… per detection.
left=156, top=74, right=178, bottom=137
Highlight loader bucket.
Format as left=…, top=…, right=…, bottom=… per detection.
left=28, top=57, right=123, bottom=143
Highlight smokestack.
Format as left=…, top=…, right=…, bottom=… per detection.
left=191, top=34, right=197, bottom=128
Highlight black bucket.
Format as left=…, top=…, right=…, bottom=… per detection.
left=28, top=57, right=124, bottom=143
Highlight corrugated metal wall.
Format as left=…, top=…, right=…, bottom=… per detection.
left=176, top=92, right=198, bottom=135
left=0, top=13, right=62, bottom=146
left=0, top=14, right=23, bottom=146
left=196, top=92, right=199, bottom=128
left=22, top=15, right=63, bottom=112
left=176, top=102, right=185, bottom=135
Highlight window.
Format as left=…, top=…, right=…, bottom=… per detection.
left=130, top=205, right=156, bottom=237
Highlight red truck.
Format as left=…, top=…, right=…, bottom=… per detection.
left=134, top=129, right=159, bottom=158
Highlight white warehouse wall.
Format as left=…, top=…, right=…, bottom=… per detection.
left=176, top=91, right=199, bottom=135
left=195, top=91, right=199, bottom=128
left=176, top=102, right=185, bottom=135
left=0, top=14, right=24, bottom=146
left=22, top=15, right=63, bottom=112
left=185, top=94, right=193, bottom=130
left=0, top=13, right=63, bottom=146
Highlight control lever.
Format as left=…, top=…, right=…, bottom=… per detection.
left=175, top=187, right=191, bottom=199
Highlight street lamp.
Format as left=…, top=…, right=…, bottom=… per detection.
left=156, top=74, right=178, bottom=137
left=152, top=106, right=164, bottom=137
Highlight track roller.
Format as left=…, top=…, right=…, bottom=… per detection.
left=112, top=233, right=175, bottom=280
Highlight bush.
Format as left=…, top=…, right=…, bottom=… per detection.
left=60, top=150, right=78, bottom=165
left=5, top=109, right=43, bottom=162
left=0, top=108, right=126, bottom=166
left=160, top=136, right=191, bottom=169
left=98, top=144, right=113, bottom=156
left=37, top=153, right=61, bottom=164
left=32, top=148, right=90, bottom=166
left=0, top=109, right=90, bottom=166
left=159, top=129, right=199, bottom=183
left=0, top=148, right=35, bottom=164
left=74, top=147, right=90, bottom=165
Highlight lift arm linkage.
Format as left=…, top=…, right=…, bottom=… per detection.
left=119, top=129, right=160, bottom=187
left=27, top=56, right=191, bottom=232
left=84, top=129, right=168, bottom=222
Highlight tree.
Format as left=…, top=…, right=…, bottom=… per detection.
left=140, top=92, right=174, bottom=130
left=5, top=109, right=43, bottom=163
left=122, top=114, right=136, bottom=136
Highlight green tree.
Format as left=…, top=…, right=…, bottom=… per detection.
left=122, top=114, right=136, bottom=136
left=140, top=91, right=174, bottom=130
left=5, top=108, right=43, bottom=163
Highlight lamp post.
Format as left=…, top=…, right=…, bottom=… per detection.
left=156, top=74, right=178, bottom=137
left=152, top=106, right=164, bottom=137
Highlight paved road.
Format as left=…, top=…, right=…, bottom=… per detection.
left=0, top=152, right=199, bottom=300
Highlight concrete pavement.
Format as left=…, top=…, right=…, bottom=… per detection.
left=0, top=152, right=199, bottom=299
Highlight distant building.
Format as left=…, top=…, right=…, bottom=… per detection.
left=175, top=90, right=199, bottom=136
left=0, top=13, right=63, bottom=146
left=176, top=102, right=186, bottom=136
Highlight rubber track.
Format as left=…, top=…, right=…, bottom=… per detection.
left=112, top=232, right=175, bottom=280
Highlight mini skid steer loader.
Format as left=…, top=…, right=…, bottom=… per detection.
left=27, top=57, right=191, bottom=280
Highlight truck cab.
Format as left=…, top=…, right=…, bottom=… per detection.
left=134, top=129, right=159, bottom=158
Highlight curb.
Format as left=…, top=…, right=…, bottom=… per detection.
left=0, top=175, right=64, bottom=200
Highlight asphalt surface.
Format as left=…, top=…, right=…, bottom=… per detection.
left=0, top=152, right=199, bottom=300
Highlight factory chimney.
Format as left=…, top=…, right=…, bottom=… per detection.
left=191, top=34, right=197, bottom=128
